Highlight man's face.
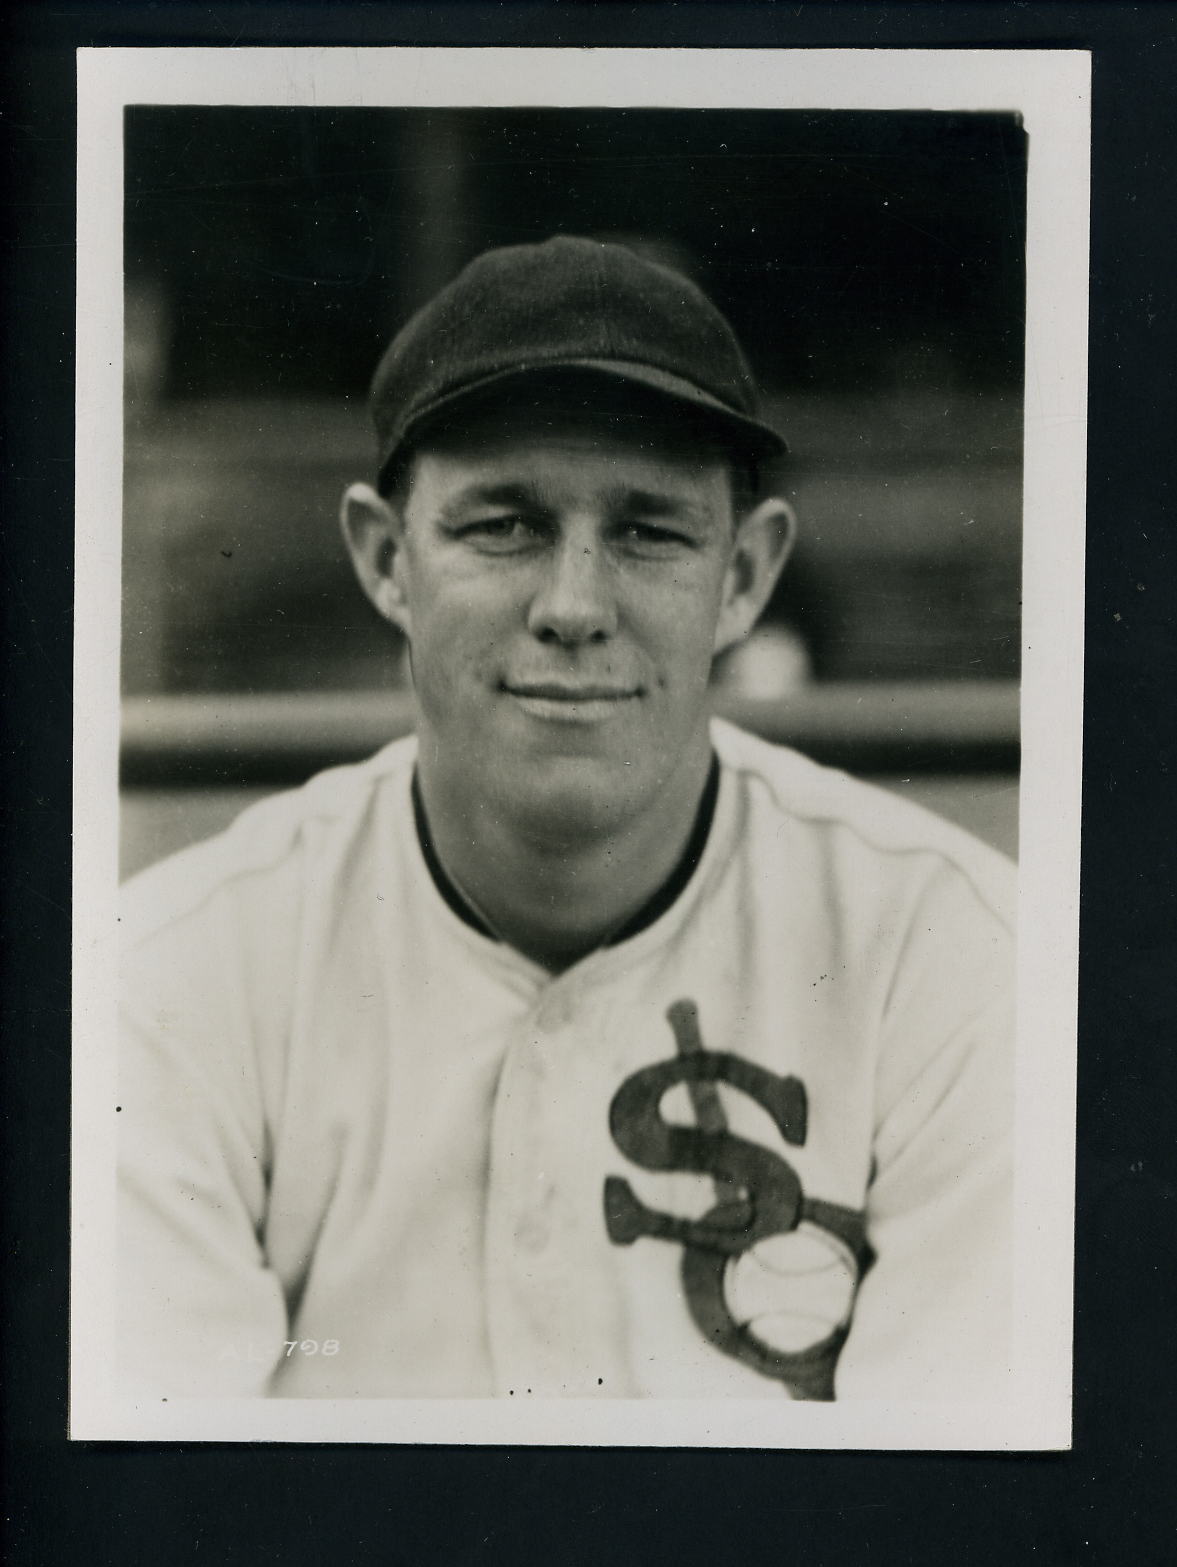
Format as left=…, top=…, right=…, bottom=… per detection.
left=388, top=398, right=747, bottom=842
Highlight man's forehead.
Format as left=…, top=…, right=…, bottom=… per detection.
left=404, top=442, right=734, bottom=529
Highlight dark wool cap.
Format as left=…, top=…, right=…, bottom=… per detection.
left=370, top=235, right=787, bottom=492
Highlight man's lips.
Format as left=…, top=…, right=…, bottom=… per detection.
left=504, top=681, right=640, bottom=701
left=502, top=680, right=642, bottom=723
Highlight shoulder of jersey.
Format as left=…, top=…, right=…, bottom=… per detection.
left=120, top=734, right=419, bottom=944
left=710, top=716, right=1016, bottom=932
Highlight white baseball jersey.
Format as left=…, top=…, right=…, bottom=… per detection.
left=118, top=718, right=1015, bottom=1402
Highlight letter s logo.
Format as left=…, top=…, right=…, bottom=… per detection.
left=604, top=1000, right=872, bottom=1400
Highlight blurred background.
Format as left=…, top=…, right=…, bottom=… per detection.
left=120, top=107, right=1024, bottom=876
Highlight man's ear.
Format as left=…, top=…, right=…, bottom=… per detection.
left=713, top=497, right=798, bottom=657
left=339, top=482, right=412, bottom=636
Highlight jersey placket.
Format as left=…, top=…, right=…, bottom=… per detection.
left=481, top=973, right=634, bottom=1398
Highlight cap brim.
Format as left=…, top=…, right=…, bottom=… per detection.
left=379, top=358, right=787, bottom=491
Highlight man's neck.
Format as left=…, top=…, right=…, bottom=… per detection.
left=414, top=743, right=717, bottom=973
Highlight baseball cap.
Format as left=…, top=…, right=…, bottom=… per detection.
left=370, top=235, right=787, bottom=493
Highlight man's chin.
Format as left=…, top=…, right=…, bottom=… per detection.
left=494, top=753, right=654, bottom=845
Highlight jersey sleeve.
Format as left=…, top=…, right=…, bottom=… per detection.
left=117, top=875, right=291, bottom=1398
left=834, top=860, right=1016, bottom=1401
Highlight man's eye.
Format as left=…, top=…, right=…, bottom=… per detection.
left=459, top=515, right=542, bottom=547
left=621, top=521, right=692, bottom=550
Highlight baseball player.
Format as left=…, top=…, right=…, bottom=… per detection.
left=118, top=236, right=1015, bottom=1402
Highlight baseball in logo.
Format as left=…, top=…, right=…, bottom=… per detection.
left=604, top=999, right=873, bottom=1399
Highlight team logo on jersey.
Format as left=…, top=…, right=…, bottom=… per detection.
left=604, top=999, right=873, bottom=1400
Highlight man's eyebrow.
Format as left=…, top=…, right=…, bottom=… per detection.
left=435, top=483, right=542, bottom=526
left=606, top=486, right=712, bottom=524
left=432, top=480, right=716, bottom=528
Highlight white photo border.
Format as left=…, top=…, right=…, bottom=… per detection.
left=72, top=45, right=1088, bottom=1448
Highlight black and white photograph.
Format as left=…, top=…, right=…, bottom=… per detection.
left=70, top=47, right=1087, bottom=1447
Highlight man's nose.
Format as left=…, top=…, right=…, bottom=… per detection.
left=526, top=529, right=618, bottom=644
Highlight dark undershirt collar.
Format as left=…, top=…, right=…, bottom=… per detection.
left=411, top=753, right=721, bottom=953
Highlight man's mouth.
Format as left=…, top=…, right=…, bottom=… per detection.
left=503, top=681, right=641, bottom=723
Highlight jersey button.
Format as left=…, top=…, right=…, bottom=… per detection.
left=535, top=994, right=570, bottom=1033
left=516, top=1213, right=551, bottom=1253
